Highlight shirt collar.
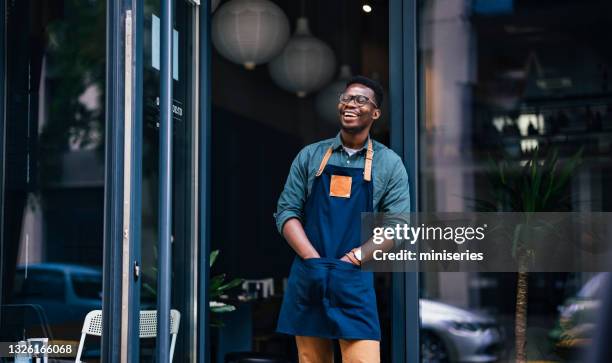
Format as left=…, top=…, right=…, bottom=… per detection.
left=332, top=132, right=371, bottom=153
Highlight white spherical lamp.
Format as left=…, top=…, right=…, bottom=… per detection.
left=269, top=17, right=336, bottom=97
left=315, top=65, right=353, bottom=123
left=212, top=0, right=290, bottom=70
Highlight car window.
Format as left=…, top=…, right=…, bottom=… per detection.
left=71, top=273, right=102, bottom=299
left=14, top=270, right=65, bottom=301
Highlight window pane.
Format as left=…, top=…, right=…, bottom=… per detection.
left=418, top=1, right=612, bottom=361
left=2, top=0, right=105, bottom=355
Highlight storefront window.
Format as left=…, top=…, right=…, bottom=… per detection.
left=2, top=0, right=105, bottom=360
left=418, top=0, right=612, bottom=361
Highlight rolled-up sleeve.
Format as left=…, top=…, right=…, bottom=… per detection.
left=380, top=156, right=411, bottom=214
left=378, top=155, right=411, bottom=248
left=274, top=147, right=310, bottom=234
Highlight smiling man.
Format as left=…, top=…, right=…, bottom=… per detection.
left=274, top=76, right=411, bottom=363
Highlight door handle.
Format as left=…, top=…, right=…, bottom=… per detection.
left=133, top=260, right=140, bottom=281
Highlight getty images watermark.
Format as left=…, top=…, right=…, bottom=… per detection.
left=359, top=213, right=612, bottom=272
left=372, top=223, right=487, bottom=262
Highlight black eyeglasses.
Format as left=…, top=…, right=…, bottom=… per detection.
left=339, top=93, right=378, bottom=108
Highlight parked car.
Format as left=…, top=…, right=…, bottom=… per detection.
left=548, top=273, right=609, bottom=356
left=11, top=263, right=103, bottom=340
left=421, top=299, right=504, bottom=363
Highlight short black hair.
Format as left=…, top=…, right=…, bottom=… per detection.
left=345, top=75, right=384, bottom=108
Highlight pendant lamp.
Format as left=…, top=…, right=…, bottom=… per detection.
left=212, top=0, right=290, bottom=70
left=269, top=17, right=336, bottom=97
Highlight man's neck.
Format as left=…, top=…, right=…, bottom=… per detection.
left=340, top=129, right=369, bottom=149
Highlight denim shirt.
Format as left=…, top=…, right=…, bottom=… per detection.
left=274, top=133, right=411, bottom=234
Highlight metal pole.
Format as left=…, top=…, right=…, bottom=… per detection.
left=157, top=0, right=173, bottom=361
left=103, top=0, right=127, bottom=361
left=0, top=0, right=6, bottom=310
left=197, top=0, right=212, bottom=361
left=402, top=1, right=420, bottom=362
left=390, top=0, right=419, bottom=362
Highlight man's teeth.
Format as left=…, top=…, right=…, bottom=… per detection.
left=344, top=111, right=358, bottom=117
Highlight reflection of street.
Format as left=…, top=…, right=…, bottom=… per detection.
left=434, top=273, right=610, bottom=363
left=5, top=263, right=103, bottom=359
left=421, top=272, right=611, bottom=363
left=549, top=273, right=609, bottom=361
left=420, top=299, right=503, bottom=363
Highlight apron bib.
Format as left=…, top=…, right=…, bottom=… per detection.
left=276, top=140, right=381, bottom=341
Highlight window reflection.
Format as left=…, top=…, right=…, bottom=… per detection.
left=419, top=0, right=612, bottom=361
left=2, top=0, right=105, bottom=361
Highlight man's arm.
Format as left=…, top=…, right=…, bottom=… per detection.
left=357, top=155, right=411, bottom=264
left=283, top=219, right=320, bottom=259
left=275, top=147, right=320, bottom=260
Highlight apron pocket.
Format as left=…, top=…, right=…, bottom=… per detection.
left=294, top=258, right=328, bottom=306
left=327, top=268, right=372, bottom=309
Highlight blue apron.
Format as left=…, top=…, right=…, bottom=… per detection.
left=276, top=140, right=380, bottom=341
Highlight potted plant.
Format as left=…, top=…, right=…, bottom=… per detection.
left=142, top=249, right=243, bottom=327
left=474, top=147, right=583, bottom=363
left=208, top=249, right=244, bottom=327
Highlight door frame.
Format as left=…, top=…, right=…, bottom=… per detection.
left=0, top=0, right=135, bottom=360
left=193, top=0, right=420, bottom=362
left=389, top=0, right=420, bottom=362
left=0, top=0, right=5, bottom=307
left=106, top=0, right=201, bottom=361
left=197, top=1, right=212, bottom=362
left=103, top=0, right=142, bottom=361
left=0, top=0, right=199, bottom=361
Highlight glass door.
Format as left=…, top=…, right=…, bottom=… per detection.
left=1, top=0, right=106, bottom=361
left=139, top=0, right=198, bottom=361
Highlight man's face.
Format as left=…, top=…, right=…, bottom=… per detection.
left=337, top=83, right=381, bottom=134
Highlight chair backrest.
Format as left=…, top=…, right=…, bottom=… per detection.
left=81, top=309, right=180, bottom=338
left=139, top=309, right=181, bottom=338
left=81, top=310, right=103, bottom=336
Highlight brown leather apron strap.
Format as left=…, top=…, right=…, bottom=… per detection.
left=316, top=139, right=373, bottom=180
left=363, top=139, right=374, bottom=182
left=316, top=147, right=333, bottom=177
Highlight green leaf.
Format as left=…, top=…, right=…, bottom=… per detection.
left=211, top=305, right=236, bottom=313
left=217, top=278, right=244, bottom=292
left=142, top=283, right=156, bottom=296
left=209, top=274, right=226, bottom=290
left=210, top=250, right=220, bottom=267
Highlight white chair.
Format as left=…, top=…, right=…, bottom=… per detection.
left=75, top=309, right=181, bottom=363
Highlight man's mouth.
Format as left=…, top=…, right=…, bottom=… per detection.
left=342, top=110, right=359, bottom=120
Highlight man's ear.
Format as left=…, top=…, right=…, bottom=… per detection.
left=372, top=108, right=381, bottom=120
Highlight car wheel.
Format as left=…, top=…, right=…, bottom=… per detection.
left=421, top=332, right=450, bottom=363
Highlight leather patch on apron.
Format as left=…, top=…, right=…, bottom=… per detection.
left=330, top=175, right=352, bottom=198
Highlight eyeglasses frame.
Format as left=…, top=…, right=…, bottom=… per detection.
left=338, top=93, right=379, bottom=108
